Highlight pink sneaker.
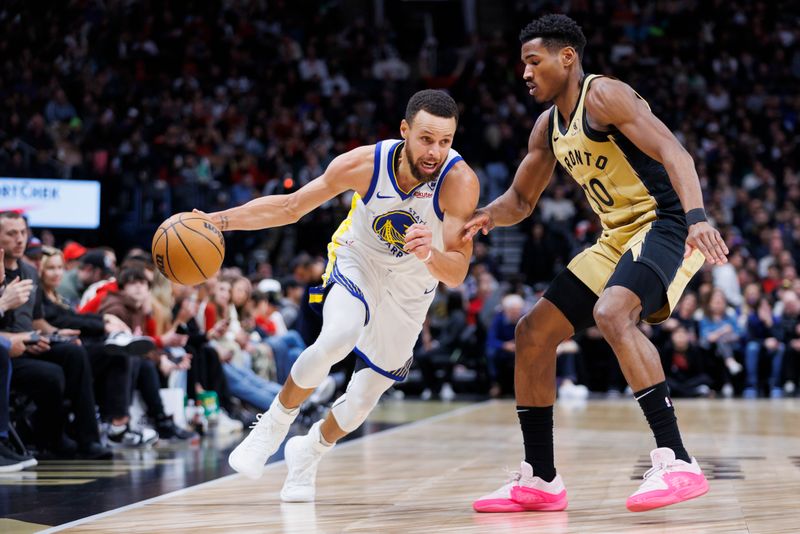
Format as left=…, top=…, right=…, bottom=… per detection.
left=626, top=448, right=709, bottom=512
left=473, top=461, right=568, bottom=513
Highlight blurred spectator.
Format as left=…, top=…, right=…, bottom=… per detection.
left=98, top=267, right=194, bottom=441
left=1, top=212, right=111, bottom=459
left=698, top=288, right=743, bottom=396
left=486, top=294, right=525, bottom=397
left=57, top=250, right=113, bottom=306
left=742, top=296, right=785, bottom=398
left=779, top=290, right=800, bottom=396
left=416, top=291, right=467, bottom=401
left=660, top=325, right=714, bottom=398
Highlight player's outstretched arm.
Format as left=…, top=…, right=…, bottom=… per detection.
left=404, top=162, right=480, bottom=288
left=462, top=109, right=556, bottom=241
left=201, top=146, right=374, bottom=232
left=585, top=78, right=728, bottom=265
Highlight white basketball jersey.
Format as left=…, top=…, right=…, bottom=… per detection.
left=322, top=139, right=464, bottom=284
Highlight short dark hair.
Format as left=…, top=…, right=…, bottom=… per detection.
left=118, top=267, right=150, bottom=289
left=405, top=90, right=458, bottom=125
left=0, top=210, right=24, bottom=230
left=519, top=14, right=586, bottom=59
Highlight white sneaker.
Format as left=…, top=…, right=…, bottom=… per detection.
left=228, top=404, right=295, bottom=479
left=721, top=383, right=734, bottom=398
left=420, top=388, right=432, bottom=401
left=281, top=421, right=332, bottom=502
left=472, top=461, right=568, bottom=512
left=784, top=381, right=796, bottom=395
left=104, top=332, right=157, bottom=356
left=215, top=410, right=244, bottom=434
left=439, top=383, right=456, bottom=401
left=626, top=448, right=709, bottom=512
left=106, top=424, right=159, bottom=448
left=559, top=381, right=589, bottom=400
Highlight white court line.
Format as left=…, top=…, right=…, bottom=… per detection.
left=40, top=400, right=492, bottom=533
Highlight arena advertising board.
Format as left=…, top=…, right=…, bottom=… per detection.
left=0, top=177, right=101, bottom=229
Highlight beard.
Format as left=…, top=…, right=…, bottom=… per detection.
left=404, top=143, right=443, bottom=184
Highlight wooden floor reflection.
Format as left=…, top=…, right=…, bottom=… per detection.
left=52, top=398, right=800, bottom=533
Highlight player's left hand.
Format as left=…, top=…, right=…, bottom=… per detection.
left=404, top=223, right=432, bottom=260
left=685, top=221, right=728, bottom=265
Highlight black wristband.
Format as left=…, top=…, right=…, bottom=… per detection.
left=685, top=208, right=707, bottom=226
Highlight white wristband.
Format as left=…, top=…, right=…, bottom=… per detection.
left=420, top=249, right=433, bottom=263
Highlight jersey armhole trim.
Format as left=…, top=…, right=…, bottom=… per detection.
left=362, top=141, right=383, bottom=204
left=433, top=155, right=464, bottom=221
left=582, top=75, right=618, bottom=143
left=547, top=107, right=556, bottom=154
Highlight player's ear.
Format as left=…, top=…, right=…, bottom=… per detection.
left=400, top=119, right=410, bottom=140
left=561, top=46, right=577, bottom=68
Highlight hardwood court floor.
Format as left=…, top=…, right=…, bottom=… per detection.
left=48, top=398, right=800, bottom=533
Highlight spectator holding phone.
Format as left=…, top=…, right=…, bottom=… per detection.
left=0, top=211, right=112, bottom=459
left=38, top=247, right=165, bottom=446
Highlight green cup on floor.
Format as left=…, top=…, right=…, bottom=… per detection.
left=197, top=391, right=220, bottom=419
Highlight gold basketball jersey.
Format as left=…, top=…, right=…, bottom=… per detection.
left=549, top=74, right=683, bottom=235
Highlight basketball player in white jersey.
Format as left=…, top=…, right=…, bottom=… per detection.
left=201, top=90, right=479, bottom=501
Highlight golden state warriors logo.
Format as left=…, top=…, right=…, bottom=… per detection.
left=372, top=210, right=415, bottom=257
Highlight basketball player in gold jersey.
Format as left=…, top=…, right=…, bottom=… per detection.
left=467, top=14, right=728, bottom=513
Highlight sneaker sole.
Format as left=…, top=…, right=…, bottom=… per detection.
left=104, top=339, right=156, bottom=356
left=21, top=458, right=38, bottom=469
left=626, top=481, right=709, bottom=512
left=473, top=498, right=568, bottom=513
left=0, top=461, right=26, bottom=473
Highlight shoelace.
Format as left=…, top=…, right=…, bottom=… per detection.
left=643, top=461, right=670, bottom=480
left=249, top=413, right=265, bottom=430
left=502, top=466, right=523, bottom=485
left=245, top=413, right=273, bottom=451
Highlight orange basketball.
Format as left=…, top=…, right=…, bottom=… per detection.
left=151, top=212, right=225, bottom=285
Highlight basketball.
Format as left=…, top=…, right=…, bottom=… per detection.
left=151, top=212, right=225, bottom=285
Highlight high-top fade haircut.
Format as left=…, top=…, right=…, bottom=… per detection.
left=405, top=90, right=459, bottom=125
left=519, top=14, right=587, bottom=59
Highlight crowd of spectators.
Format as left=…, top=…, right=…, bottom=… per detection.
left=0, top=1, right=798, bottom=468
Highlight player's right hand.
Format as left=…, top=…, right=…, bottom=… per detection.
left=462, top=208, right=495, bottom=242
left=684, top=221, right=728, bottom=265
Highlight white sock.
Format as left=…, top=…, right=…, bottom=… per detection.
left=310, top=421, right=334, bottom=452
left=269, top=397, right=299, bottom=425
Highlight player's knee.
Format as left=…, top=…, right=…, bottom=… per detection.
left=593, top=297, right=628, bottom=335
left=316, top=322, right=362, bottom=359
left=515, top=311, right=559, bottom=354
left=331, top=393, right=377, bottom=432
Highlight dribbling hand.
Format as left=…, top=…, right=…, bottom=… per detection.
left=404, top=223, right=433, bottom=260
left=462, top=208, right=495, bottom=242
left=684, top=221, right=729, bottom=265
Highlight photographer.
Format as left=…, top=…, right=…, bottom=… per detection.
left=1, top=211, right=111, bottom=459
